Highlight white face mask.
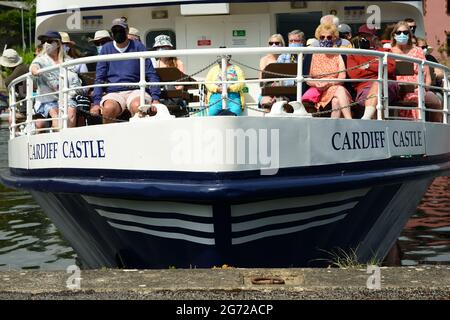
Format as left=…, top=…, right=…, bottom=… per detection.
left=44, top=42, right=59, bottom=55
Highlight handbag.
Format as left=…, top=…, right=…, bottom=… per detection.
left=302, top=87, right=322, bottom=103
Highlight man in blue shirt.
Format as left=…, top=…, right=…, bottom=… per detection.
left=92, top=18, right=160, bottom=123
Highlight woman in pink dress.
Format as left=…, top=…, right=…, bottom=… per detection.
left=390, top=21, right=442, bottom=121
left=307, top=23, right=352, bottom=119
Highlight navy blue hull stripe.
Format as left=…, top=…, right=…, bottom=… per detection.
left=3, top=154, right=449, bottom=202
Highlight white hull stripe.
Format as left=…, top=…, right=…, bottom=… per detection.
left=83, top=196, right=213, bottom=218
left=231, top=189, right=369, bottom=217
left=108, top=221, right=216, bottom=246
left=97, top=210, right=214, bottom=233
left=232, top=214, right=348, bottom=245
left=232, top=202, right=357, bottom=232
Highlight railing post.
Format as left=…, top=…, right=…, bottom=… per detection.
left=58, top=65, right=69, bottom=130
left=25, top=75, right=33, bottom=135
left=296, top=52, right=304, bottom=102
left=221, top=55, right=228, bottom=110
left=382, top=54, right=389, bottom=120
left=139, top=57, right=146, bottom=108
left=417, top=62, right=426, bottom=122
left=9, top=84, right=16, bottom=139
left=377, top=55, right=386, bottom=120
left=443, top=70, right=449, bottom=124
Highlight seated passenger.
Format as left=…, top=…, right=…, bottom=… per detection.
left=92, top=18, right=161, bottom=123
left=307, top=24, right=352, bottom=119
left=416, top=37, right=444, bottom=102
left=59, top=32, right=88, bottom=74
left=259, top=34, right=285, bottom=109
left=277, top=30, right=305, bottom=88
left=205, top=53, right=245, bottom=116
left=347, top=34, right=398, bottom=119
left=390, top=21, right=442, bottom=121
left=309, top=15, right=353, bottom=48
left=89, top=30, right=112, bottom=55
left=0, top=49, right=29, bottom=123
left=30, top=31, right=82, bottom=129
left=128, top=27, right=141, bottom=42
left=152, top=35, right=187, bottom=113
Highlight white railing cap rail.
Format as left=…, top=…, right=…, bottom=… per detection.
left=9, top=47, right=449, bottom=91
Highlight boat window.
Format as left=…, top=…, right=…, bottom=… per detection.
left=276, top=12, right=323, bottom=41
left=146, top=30, right=177, bottom=50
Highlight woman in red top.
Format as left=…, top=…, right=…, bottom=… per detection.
left=390, top=21, right=442, bottom=121
left=347, top=32, right=398, bottom=120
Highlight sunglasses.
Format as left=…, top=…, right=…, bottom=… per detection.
left=319, top=35, right=333, bottom=40
left=269, top=41, right=281, bottom=45
left=289, top=39, right=302, bottom=43
left=43, top=39, right=59, bottom=44
left=410, top=26, right=417, bottom=31
left=420, top=45, right=428, bottom=49
left=395, top=31, right=409, bottom=35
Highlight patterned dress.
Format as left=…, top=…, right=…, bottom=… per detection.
left=395, top=46, right=427, bottom=119
left=308, top=53, right=352, bottom=109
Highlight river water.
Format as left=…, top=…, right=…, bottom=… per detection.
left=0, top=123, right=449, bottom=270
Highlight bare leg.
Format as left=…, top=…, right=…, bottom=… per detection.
left=362, top=83, right=379, bottom=120
left=129, top=97, right=141, bottom=116
left=331, top=97, right=341, bottom=118
left=335, top=86, right=352, bottom=119
left=102, top=100, right=122, bottom=124
left=48, top=108, right=59, bottom=129
left=67, top=107, right=77, bottom=128
left=425, top=91, right=443, bottom=123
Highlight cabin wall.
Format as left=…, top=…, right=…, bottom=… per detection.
left=35, top=1, right=425, bottom=90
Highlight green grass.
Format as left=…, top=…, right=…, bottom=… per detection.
left=318, top=247, right=382, bottom=269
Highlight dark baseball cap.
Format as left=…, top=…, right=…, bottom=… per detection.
left=37, top=31, right=62, bottom=41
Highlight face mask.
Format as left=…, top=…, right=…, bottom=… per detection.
left=63, top=44, right=70, bottom=54
left=319, top=39, right=333, bottom=48
left=113, top=30, right=127, bottom=44
left=288, top=43, right=303, bottom=48
left=44, top=42, right=59, bottom=54
left=157, top=47, right=170, bottom=51
left=96, top=46, right=103, bottom=54
left=395, top=33, right=409, bottom=45
left=423, top=48, right=428, bottom=55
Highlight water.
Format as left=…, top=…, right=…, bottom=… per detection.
left=0, top=123, right=449, bottom=270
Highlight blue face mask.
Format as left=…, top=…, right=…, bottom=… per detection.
left=288, top=43, right=303, bottom=47
left=319, top=39, right=334, bottom=48
left=395, top=33, right=409, bottom=44
left=96, top=46, right=102, bottom=54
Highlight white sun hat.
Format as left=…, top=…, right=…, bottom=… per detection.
left=153, top=35, right=173, bottom=48
left=0, top=49, right=23, bottom=68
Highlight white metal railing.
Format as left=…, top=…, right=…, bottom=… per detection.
left=7, top=47, right=450, bottom=139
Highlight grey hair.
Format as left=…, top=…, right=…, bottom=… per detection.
left=288, top=29, right=305, bottom=39
left=320, top=15, right=340, bottom=27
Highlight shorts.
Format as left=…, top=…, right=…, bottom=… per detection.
left=100, top=90, right=152, bottom=111
left=35, top=100, right=76, bottom=118
left=356, top=82, right=399, bottom=108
